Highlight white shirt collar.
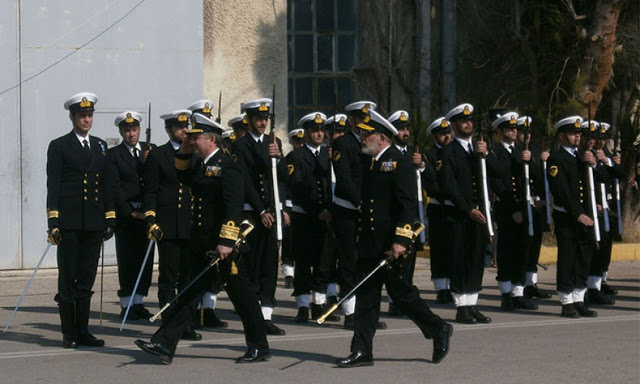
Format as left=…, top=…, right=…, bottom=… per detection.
left=124, top=142, right=142, bottom=156
left=454, top=136, right=473, bottom=153
left=562, top=146, right=577, bottom=157
left=75, top=131, right=90, bottom=147
left=203, top=148, right=220, bottom=164
left=351, top=129, right=360, bottom=141
left=305, top=143, right=321, bottom=155
left=374, top=144, right=391, bottom=161
left=501, top=141, right=514, bottom=153
left=249, top=131, right=265, bottom=143
left=169, top=140, right=180, bottom=151
left=435, top=143, right=442, bottom=149
left=395, top=144, right=408, bottom=153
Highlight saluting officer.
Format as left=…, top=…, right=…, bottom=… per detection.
left=142, top=110, right=201, bottom=340
left=488, top=112, right=538, bottom=311
left=135, top=114, right=270, bottom=365
left=331, top=101, right=385, bottom=330
left=230, top=98, right=289, bottom=335
left=439, top=103, right=492, bottom=325
left=109, top=111, right=155, bottom=320
left=547, top=116, right=602, bottom=318
left=287, top=113, right=340, bottom=323
left=336, top=109, right=452, bottom=368
left=46, top=92, right=114, bottom=348
left=423, top=117, right=454, bottom=304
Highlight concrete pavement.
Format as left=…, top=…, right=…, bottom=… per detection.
left=0, top=258, right=638, bottom=384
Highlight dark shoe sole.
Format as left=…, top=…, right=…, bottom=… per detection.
left=135, top=340, right=172, bottom=365
left=336, top=360, right=374, bottom=368
left=235, top=353, right=271, bottom=364
left=432, top=325, right=453, bottom=364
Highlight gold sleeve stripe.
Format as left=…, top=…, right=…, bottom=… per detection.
left=144, top=210, right=156, bottom=218
left=220, top=221, right=240, bottom=241
left=175, top=157, right=192, bottom=171
left=105, top=211, right=116, bottom=219
left=47, top=210, right=59, bottom=219
left=395, top=225, right=414, bottom=239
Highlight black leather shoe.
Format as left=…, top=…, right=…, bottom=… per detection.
left=133, top=304, right=153, bottom=320
left=387, top=303, right=403, bottom=317
left=436, top=290, right=453, bottom=304
left=587, top=289, right=615, bottom=305
left=501, top=294, right=514, bottom=312
left=311, top=303, right=340, bottom=322
left=344, top=314, right=354, bottom=330
left=203, top=308, right=229, bottom=328
left=120, top=306, right=140, bottom=321
left=601, top=281, right=618, bottom=295
left=561, top=303, right=580, bottom=318
left=432, top=323, right=453, bottom=364
left=525, top=285, right=552, bottom=299
left=455, top=306, right=477, bottom=324
left=181, top=327, right=202, bottom=341
left=135, top=339, right=173, bottom=365
left=235, top=347, right=271, bottom=363
left=468, top=306, right=491, bottom=323
left=265, top=320, right=286, bottom=335
left=574, top=302, right=597, bottom=317
left=62, top=338, right=77, bottom=349
left=336, top=351, right=374, bottom=368
left=513, top=296, right=538, bottom=310
left=77, top=333, right=105, bottom=347
left=284, top=276, right=294, bottom=289
left=294, top=307, right=309, bottom=323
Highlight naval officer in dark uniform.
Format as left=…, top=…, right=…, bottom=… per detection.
left=547, top=116, right=601, bottom=318
left=135, top=113, right=270, bottom=364
left=336, top=109, right=452, bottom=368
left=230, top=98, right=289, bottom=335
left=46, top=92, right=115, bottom=348
left=438, top=103, right=492, bottom=325
left=423, top=117, right=453, bottom=304
left=142, top=110, right=201, bottom=340
left=109, top=111, right=155, bottom=320
left=287, top=112, right=340, bottom=323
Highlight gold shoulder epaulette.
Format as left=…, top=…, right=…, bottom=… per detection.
left=220, top=221, right=240, bottom=241
left=395, top=224, right=413, bottom=239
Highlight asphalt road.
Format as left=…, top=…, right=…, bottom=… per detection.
left=0, top=258, right=638, bottom=384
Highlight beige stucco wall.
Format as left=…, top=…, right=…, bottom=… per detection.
left=203, top=0, right=288, bottom=143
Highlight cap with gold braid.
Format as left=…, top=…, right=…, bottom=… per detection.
left=114, top=111, right=142, bottom=128
left=187, top=113, right=225, bottom=135
left=241, top=98, right=272, bottom=118
left=160, top=110, right=192, bottom=127
left=297, top=112, right=327, bottom=129
left=426, top=117, right=451, bottom=136
left=228, top=114, right=247, bottom=131
left=388, top=110, right=411, bottom=129
left=491, top=111, right=519, bottom=129
left=64, top=92, right=98, bottom=113
left=357, top=109, right=398, bottom=138
left=554, top=115, right=583, bottom=133
left=445, top=103, right=474, bottom=122
left=187, top=99, right=215, bottom=118
left=288, top=128, right=305, bottom=139
left=345, top=101, right=377, bottom=119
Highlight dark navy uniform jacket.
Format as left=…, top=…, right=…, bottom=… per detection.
left=285, top=145, right=331, bottom=216
left=46, top=131, right=115, bottom=231
left=331, top=130, right=369, bottom=208
left=109, top=142, right=154, bottom=223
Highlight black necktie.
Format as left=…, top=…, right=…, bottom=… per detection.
left=509, top=145, right=514, bottom=153
left=467, top=143, right=473, bottom=155
left=133, top=148, right=139, bottom=158
left=83, top=139, right=91, bottom=159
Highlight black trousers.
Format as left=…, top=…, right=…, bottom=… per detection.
left=553, top=211, right=593, bottom=293
left=351, top=257, right=446, bottom=355
left=446, top=209, right=485, bottom=294
left=523, top=205, right=544, bottom=273
left=281, top=223, right=294, bottom=267
left=427, top=203, right=449, bottom=281
left=151, top=259, right=268, bottom=355
left=240, top=212, right=278, bottom=308
left=590, top=213, right=615, bottom=276
left=331, top=204, right=358, bottom=297
left=495, top=203, right=526, bottom=287
left=157, top=239, right=191, bottom=308
left=291, top=212, right=331, bottom=297
left=55, top=230, right=102, bottom=303
left=115, top=217, right=154, bottom=298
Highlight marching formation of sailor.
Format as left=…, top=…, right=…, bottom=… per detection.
left=37, top=90, right=628, bottom=366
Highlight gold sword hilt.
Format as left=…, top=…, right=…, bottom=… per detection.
left=316, top=303, right=339, bottom=325
left=150, top=303, right=170, bottom=323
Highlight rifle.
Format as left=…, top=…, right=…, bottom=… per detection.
left=413, top=109, right=427, bottom=244
left=614, top=124, right=623, bottom=235
left=216, top=91, right=222, bottom=124
left=270, top=84, right=284, bottom=243
left=586, top=103, right=601, bottom=243
left=523, top=118, right=534, bottom=237
left=478, top=114, right=494, bottom=240
left=145, top=102, right=151, bottom=144
left=595, top=126, right=611, bottom=233
left=541, top=134, right=552, bottom=226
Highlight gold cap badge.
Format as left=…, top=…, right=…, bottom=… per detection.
left=574, top=119, right=581, bottom=128
left=125, top=112, right=134, bottom=124
left=509, top=115, right=517, bottom=125
left=203, top=102, right=211, bottom=114
left=79, top=97, right=91, bottom=108
left=463, top=105, right=471, bottom=115
left=314, top=113, right=323, bottom=124
left=178, top=113, right=188, bottom=122
left=338, top=117, right=346, bottom=126
left=258, top=102, right=268, bottom=112
left=400, top=112, right=407, bottom=121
